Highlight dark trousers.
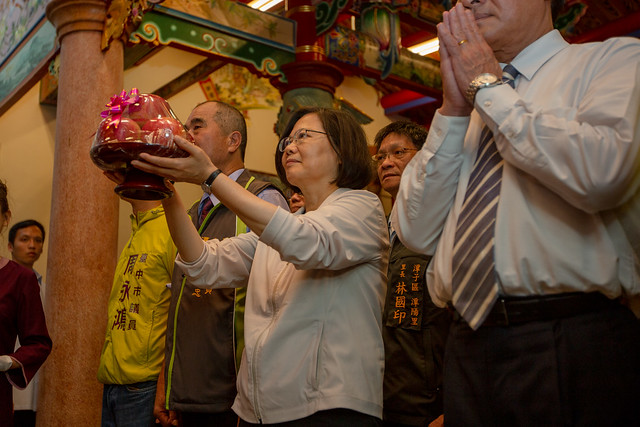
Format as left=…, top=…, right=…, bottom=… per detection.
left=13, top=410, right=36, bottom=427
left=239, top=409, right=382, bottom=426
left=443, top=303, right=640, bottom=426
left=180, top=409, right=238, bottom=427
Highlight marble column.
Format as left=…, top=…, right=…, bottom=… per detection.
left=39, top=0, right=122, bottom=424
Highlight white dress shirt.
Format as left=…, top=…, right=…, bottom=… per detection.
left=392, top=30, right=640, bottom=307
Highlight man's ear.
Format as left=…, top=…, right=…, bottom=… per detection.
left=7, top=242, right=13, bottom=254
left=227, top=131, right=242, bottom=153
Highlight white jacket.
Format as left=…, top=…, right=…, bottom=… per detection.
left=176, top=188, right=389, bottom=423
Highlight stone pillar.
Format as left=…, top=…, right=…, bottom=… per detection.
left=39, top=0, right=122, bottom=424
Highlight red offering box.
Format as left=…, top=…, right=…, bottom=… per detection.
left=90, top=90, right=193, bottom=200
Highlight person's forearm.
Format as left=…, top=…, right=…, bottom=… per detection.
left=161, top=190, right=205, bottom=263
left=154, top=358, right=167, bottom=413
left=392, top=112, right=467, bottom=254
left=132, top=135, right=279, bottom=236
left=208, top=173, right=278, bottom=236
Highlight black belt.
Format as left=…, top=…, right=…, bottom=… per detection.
left=477, top=292, right=618, bottom=327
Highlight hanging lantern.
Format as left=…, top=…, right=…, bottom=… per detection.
left=359, top=2, right=401, bottom=79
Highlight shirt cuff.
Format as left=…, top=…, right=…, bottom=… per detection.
left=474, top=84, right=520, bottom=130
left=428, top=111, right=470, bottom=155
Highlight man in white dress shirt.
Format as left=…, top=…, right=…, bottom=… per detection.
left=392, top=0, right=640, bottom=425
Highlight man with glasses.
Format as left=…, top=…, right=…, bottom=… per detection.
left=373, top=121, right=451, bottom=427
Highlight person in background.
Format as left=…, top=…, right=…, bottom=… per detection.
left=392, top=0, right=640, bottom=425
left=134, top=106, right=388, bottom=425
left=153, top=101, right=288, bottom=427
left=8, top=220, right=45, bottom=281
left=288, top=190, right=305, bottom=213
left=373, top=121, right=451, bottom=427
left=8, top=219, right=46, bottom=427
left=97, top=196, right=175, bottom=427
left=0, top=179, right=52, bottom=427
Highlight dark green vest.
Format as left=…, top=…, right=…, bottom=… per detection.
left=382, top=237, right=452, bottom=425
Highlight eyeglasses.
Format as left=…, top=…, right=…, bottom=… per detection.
left=372, top=148, right=418, bottom=165
left=278, top=128, right=328, bottom=152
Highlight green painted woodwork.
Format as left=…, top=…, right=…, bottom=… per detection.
left=129, top=6, right=295, bottom=78
left=315, top=0, right=351, bottom=35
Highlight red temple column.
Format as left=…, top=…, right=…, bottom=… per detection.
left=274, top=0, right=344, bottom=134
left=39, top=0, right=121, bottom=424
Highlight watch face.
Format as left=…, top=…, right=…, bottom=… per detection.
left=467, top=73, right=500, bottom=104
left=477, top=73, right=498, bottom=85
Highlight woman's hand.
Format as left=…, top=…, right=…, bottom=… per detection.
left=153, top=372, right=178, bottom=427
left=132, top=135, right=217, bottom=185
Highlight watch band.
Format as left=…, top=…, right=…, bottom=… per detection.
left=465, top=73, right=502, bottom=105
left=201, top=169, right=222, bottom=193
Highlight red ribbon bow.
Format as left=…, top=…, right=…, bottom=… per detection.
left=100, top=88, right=141, bottom=127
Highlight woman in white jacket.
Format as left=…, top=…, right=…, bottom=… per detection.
left=133, top=107, right=389, bottom=426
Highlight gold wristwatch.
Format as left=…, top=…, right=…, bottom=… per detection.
left=465, top=73, right=502, bottom=105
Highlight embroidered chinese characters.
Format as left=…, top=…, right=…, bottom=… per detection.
left=112, top=253, right=147, bottom=331
left=386, top=258, right=426, bottom=331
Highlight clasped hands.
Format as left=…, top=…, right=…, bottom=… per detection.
left=437, top=3, right=502, bottom=116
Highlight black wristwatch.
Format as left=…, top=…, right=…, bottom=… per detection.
left=200, top=169, right=222, bottom=194
left=465, top=73, right=502, bottom=105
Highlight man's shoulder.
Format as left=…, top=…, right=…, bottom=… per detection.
left=564, top=35, right=640, bottom=61
left=242, top=169, right=278, bottom=186
left=242, top=170, right=285, bottom=197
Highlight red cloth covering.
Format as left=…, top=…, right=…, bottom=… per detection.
left=0, top=260, right=52, bottom=423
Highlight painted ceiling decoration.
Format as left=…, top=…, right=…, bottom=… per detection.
left=198, top=63, right=282, bottom=111
left=128, top=4, right=295, bottom=78
left=0, top=0, right=638, bottom=120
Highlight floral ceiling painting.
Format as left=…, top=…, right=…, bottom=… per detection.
left=199, top=63, right=281, bottom=114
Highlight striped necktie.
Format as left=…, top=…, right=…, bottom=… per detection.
left=388, top=220, right=397, bottom=243
left=198, top=196, right=214, bottom=227
left=451, top=64, right=519, bottom=329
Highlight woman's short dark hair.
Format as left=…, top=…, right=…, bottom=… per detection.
left=275, top=107, right=373, bottom=190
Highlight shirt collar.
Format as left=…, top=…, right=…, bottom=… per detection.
left=504, top=30, right=569, bottom=83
